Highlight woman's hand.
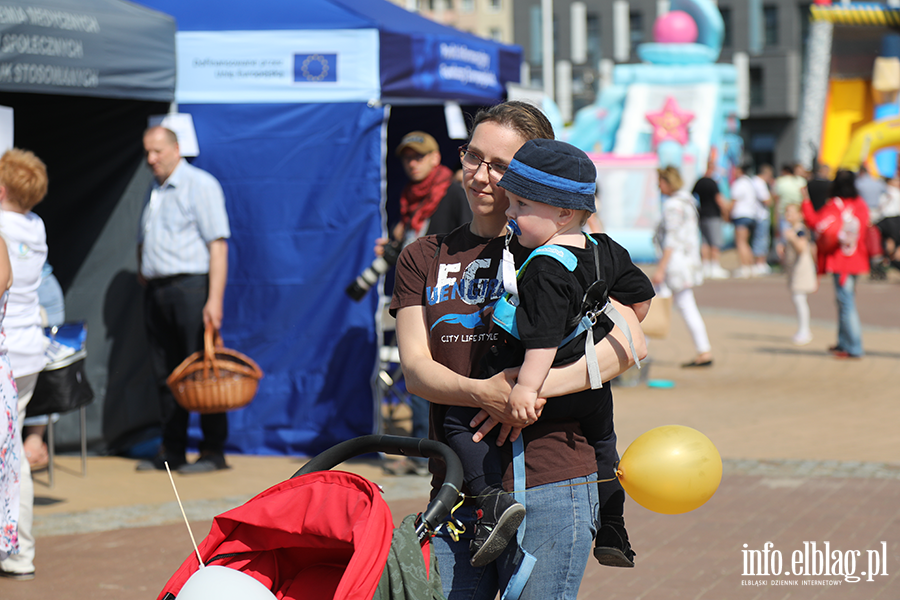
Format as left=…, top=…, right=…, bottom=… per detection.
left=651, top=267, right=666, bottom=286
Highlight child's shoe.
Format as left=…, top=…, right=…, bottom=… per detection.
left=469, top=489, right=525, bottom=567
left=593, top=517, right=636, bottom=568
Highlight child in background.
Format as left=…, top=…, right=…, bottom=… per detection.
left=442, top=139, right=653, bottom=569
left=782, top=203, right=817, bottom=345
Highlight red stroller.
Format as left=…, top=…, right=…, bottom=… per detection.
left=158, top=435, right=463, bottom=600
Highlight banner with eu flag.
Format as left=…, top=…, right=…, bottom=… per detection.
left=176, top=30, right=378, bottom=103
left=294, top=53, right=338, bottom=82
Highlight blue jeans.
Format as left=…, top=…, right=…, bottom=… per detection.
left=432, top=474, right=599, bottom=600
left=751, top=216, right=771, bottom=258
left=834, top=274, right=863, bottom=356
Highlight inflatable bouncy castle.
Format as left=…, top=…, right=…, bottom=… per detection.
left=797, top=1, right=900, bottom=177
left=564, top=0, right=741, bottom=262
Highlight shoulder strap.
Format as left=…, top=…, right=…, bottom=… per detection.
left=588, top=234, right=601, bottom=282
left=518, top=244, right=578, bottom=275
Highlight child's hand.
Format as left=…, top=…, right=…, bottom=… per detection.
left=508, top=385, right=540, bottom=423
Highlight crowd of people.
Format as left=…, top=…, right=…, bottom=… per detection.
left=681, top=157, right=888, bottom=360
left=0, top=98, right=892, bottom=595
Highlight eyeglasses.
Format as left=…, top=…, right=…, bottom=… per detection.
left=459, top=145, right=508, bottom=182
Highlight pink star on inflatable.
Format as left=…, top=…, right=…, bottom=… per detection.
left=646, top=97, right=694, bottom=147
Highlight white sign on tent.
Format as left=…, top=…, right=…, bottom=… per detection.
left=175, top=30, right=379, bottom=104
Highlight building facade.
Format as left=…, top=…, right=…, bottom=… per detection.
left=387, top=0, right=515, bottom=44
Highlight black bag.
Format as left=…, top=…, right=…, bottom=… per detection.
left=26, top=349, right=94, bottom=418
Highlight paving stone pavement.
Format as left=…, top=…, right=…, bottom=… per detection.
left=1, top=272, right=898, bottom=599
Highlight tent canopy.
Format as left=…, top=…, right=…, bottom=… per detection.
left=0, top=0, right=174, bottom=101
left=138, top=0, right=521, bottom=105
left=108, top=0, right=521, bottom=457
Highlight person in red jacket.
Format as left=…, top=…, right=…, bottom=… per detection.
left=801, top=169, right=870, bottom=358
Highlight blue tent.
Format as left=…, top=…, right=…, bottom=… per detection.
left=134, top=0, right=521, bottom=456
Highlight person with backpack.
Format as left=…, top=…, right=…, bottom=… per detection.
left=801, top=169, right=870, bottom=359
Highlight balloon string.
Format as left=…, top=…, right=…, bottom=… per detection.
left=445, top=462, right=622, bottom=507
left=467, top=472, right=620, bottom=500
left=165, top=461, right=205, bottom=568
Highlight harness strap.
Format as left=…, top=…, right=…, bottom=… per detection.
left=501, top=437, right=536, bottom=600
left=496, top=234, right=639, bottom=390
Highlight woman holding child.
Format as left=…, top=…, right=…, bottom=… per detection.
left=390, top=101, right=650, bottom=599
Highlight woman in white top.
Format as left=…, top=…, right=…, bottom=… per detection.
left=0, top=148, right=49, bottom=580
left=652, top=166, right=713, bottom=367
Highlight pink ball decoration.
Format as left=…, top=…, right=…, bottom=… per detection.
left=653, top=11, right=698, bottom=44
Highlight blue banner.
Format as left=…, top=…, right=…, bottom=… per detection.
left=380, top=31, right=505, bottom=102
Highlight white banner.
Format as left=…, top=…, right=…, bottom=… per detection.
left=175, top=29, right=380, bottom=104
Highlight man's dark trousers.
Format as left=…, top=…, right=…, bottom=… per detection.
left=144, top=274, right=227, bottom=458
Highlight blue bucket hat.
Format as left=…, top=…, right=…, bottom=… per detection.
left=498, top=139, right=597, bottom=213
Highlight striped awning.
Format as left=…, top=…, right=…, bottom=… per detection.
left=811, top=2, right=900, bottom=25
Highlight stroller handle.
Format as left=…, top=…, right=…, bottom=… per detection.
left=292, top=435, right=463, bottom=540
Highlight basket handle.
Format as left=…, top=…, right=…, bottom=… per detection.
left=203, top=324, right=223, bottom=380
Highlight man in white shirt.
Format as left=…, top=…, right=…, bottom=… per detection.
left=728, top=163, right=758, bottom=278
left=136, top=127, right=231, bottom=474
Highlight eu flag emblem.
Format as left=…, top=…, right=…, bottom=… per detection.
left=294, top=53, right=337, bottom=82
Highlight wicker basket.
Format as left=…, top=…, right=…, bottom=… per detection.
left=167, top=325, right=264, bottom=414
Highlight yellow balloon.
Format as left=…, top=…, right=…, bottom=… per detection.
left=617, top=425, right=722, bottom=514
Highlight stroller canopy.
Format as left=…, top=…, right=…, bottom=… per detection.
left=159, top=471, right=394, bottom=600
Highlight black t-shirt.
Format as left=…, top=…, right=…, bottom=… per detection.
left=479, top=235, right=653, bottom=377
left=514, top=236, right=654, bottom=367
left=692, top=177, right=722, bottom=218
left=423, top=180, right=471, bottom=236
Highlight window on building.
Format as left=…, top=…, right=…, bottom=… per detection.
left=799, top=3, right=811, bottom=77
left=764, top=5, right=778, bottom=46
left=490, top=28, right=502, bottom=42
left=720, top=7, right=732, bottom=48
left=750, top=66, right=764, bottom=107
left=461, top=0, right=474, bottom=12
left=587, top=13, right=602, bottom=65
left=530, top=5, right=542, bottom=64
left=630, top=11, right=644, bottom=50
left=750, top=133, right=776, bottom=173
left=488, top=0, right=501, bottom=12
